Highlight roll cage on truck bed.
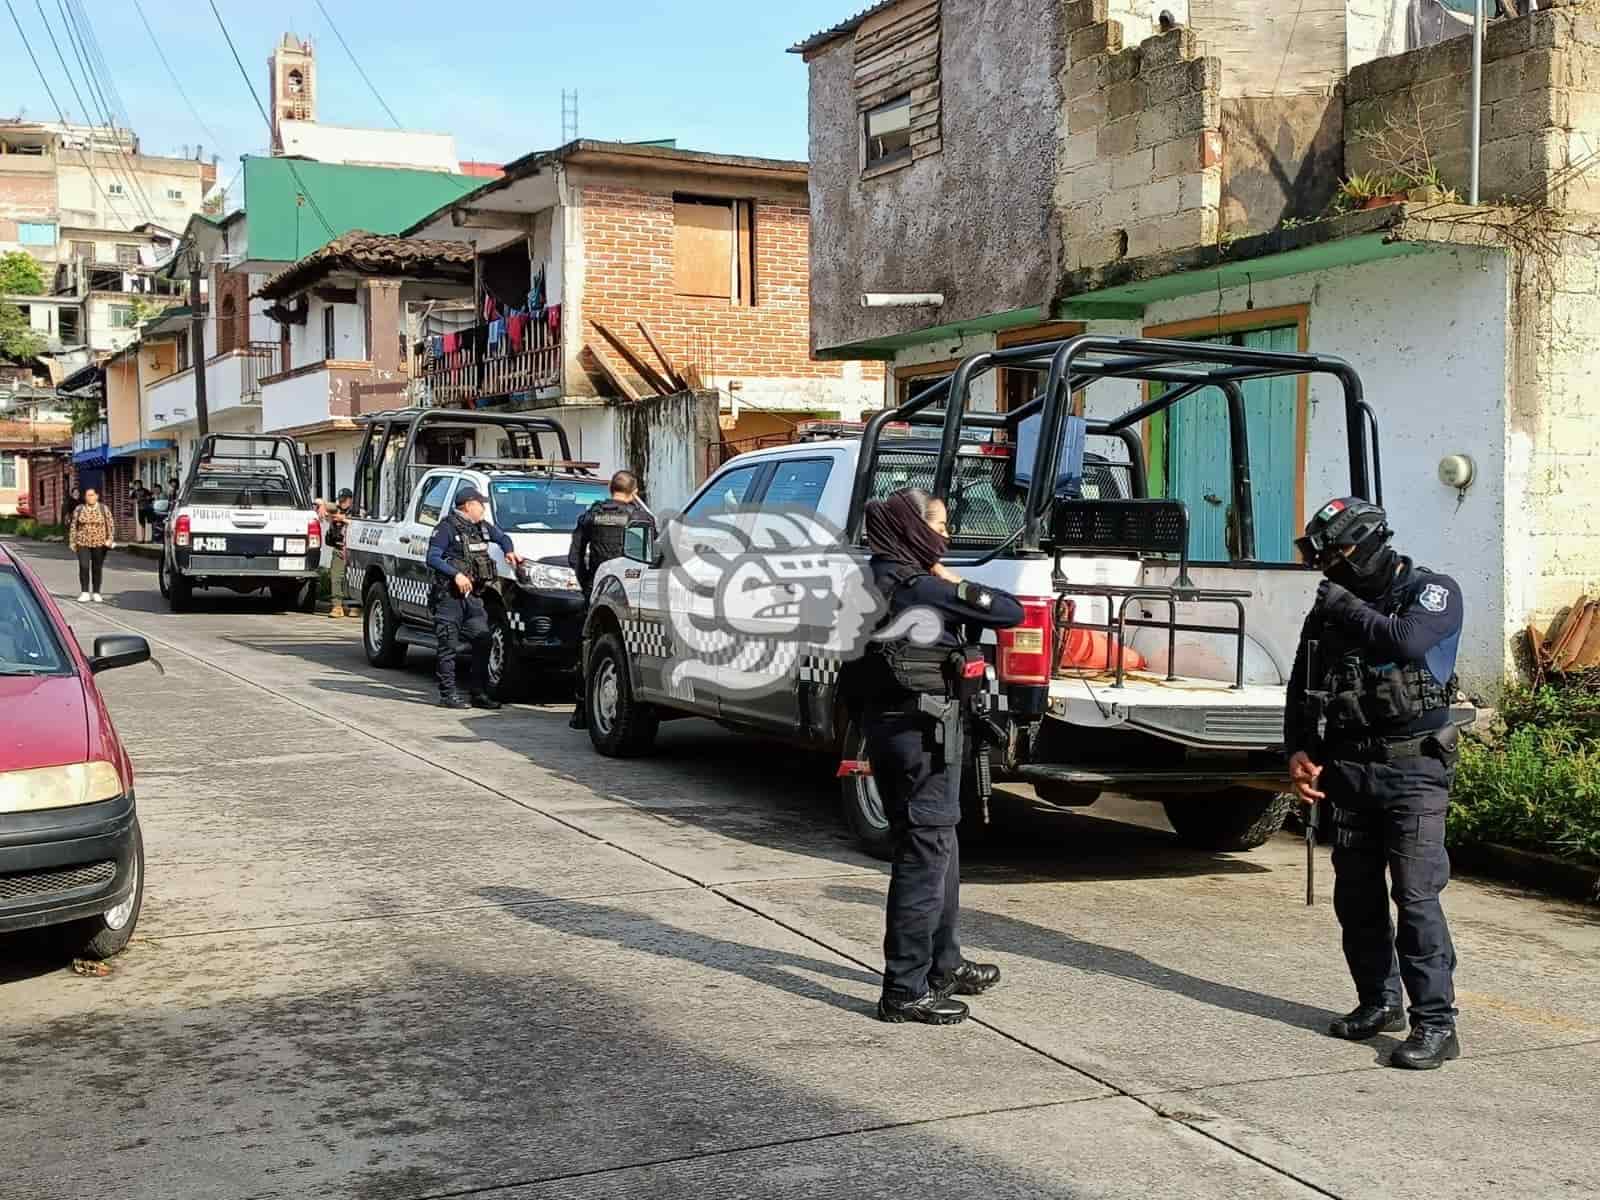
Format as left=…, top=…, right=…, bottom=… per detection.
left=837, top=333, right=1391, bottom=855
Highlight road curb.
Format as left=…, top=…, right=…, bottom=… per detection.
left=1452, top=842, right=1600, bottom=904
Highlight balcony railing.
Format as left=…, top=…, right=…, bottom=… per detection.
left=410, top=321, right=561, bottom=407
left=240, top=341, right=283, bottom=401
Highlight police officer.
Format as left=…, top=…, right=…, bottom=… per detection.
left=426, top=486, right=522, bottom=710
left=858, top=487, right=1023, bottom=1026
left=1286, top=496, right=1464, bottom=1070
left=322, top=488, right=356, bottom=619
left=567, top=470, right=654, bottom=729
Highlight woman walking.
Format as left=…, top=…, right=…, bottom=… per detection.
left=858, top=487, right=1023, bottom=1025
left=67, top=486, right=115, bottom=603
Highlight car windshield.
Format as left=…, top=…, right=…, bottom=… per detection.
left=0, top=565, right=71, bottom=676
left=490, top=477, right=611, bottom=532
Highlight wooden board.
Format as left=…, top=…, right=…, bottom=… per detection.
left=592, top=319, right=674, bottom=397
left=637, top=321, right=688, bottom=391
left=586, top=342, right=642, bottom=402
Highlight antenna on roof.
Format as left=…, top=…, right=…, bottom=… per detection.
left=561, top=90, right=578, bottom=143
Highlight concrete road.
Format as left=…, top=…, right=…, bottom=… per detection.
left=3, top=539, right=1597, bottom=1200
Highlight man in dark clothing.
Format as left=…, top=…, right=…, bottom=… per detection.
left=858, top=488, right=1023, bottom=1026
left=322, top=488, right=356, bottom=619
left=567, top=470, right=654, bottom=729
left=1286, top=496, right=1465, bottom=1070
left=425, top=486, right=522, bottom=709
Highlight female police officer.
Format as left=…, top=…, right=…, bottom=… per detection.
left=859, top=487, right=1024, bottom=1026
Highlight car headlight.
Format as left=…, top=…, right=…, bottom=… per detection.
left=518, top=562, right=581, bottom=591
left=0, top=760, right=123, bottom=814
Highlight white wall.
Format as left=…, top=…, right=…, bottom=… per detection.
left=893, top=328, right=1002, bottom=412
left=563, top=407, right=624, bottom=479
left=711, top=360, right=878, bottom=422
left=288, top=297, right=364, bottom=369
left=261, top=369, right=334, bottom=433
left=276, top=122, right=460, bottom=173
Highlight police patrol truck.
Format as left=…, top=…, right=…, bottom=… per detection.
left=343, top=408, right=609, bottom=698
left=158, top=434, right=323, bottom=613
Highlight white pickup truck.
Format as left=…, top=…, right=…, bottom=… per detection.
left=158, top=435, right=322, bottom=613
left=580, top=335, right=1422, bottom=859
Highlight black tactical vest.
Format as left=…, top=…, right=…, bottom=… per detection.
left=441, top=511, right=497, bottom=588
left=583, top=499, right=635, bottom=573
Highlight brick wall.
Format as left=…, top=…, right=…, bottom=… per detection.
left=27, top=455, right=73, bottom=525
left=1347, top=6, right=1600, bottom=211
left=1057, top=5, right=1223, bottom=269
left=0, top=170, right=59, bottom=259
left=575, top=182, right=880, bottom=397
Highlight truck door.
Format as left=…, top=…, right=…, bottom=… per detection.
left=390, top=471, right=456, bottom=624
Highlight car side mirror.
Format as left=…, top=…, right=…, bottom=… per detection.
left=90, top=634, right=151, bottom=674
left=624, top=523, right=659, bottom=566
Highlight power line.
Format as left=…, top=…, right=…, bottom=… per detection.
left=70, top=0, right=129, bottom=129
left=205, top=0, right=337, bottom=241
left=4, top=0, right=136, bottom=228
left=130, top=0, right=225, bottom=156
left=312, top=0, right=401, bottom=129
left=33, top=0, right=156, bottom=224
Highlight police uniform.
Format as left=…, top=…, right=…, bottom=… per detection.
left=1287, top=497, right=1464, bottom=1069
left=567, top=496, right=654, bottom=727
left=426, top=493, right=515, bottom=706
left=862, top=558, right=1023, bottom=1024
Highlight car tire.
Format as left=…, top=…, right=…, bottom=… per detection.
left=65, top=818, right=144, bottom=960
left=268, top=581, right=298, bottom=610
left=297, top=578, right=318, bottom=614
left=839, top=717, right=894, bottom=860
left=363, top=578, right=406, bottom=668
left=161, top=556, right=191, bottom=613
left=1162, top=788, right=1294, bottom=852
left=586, top=632, right=658, bottom=757
left=483, top=603, right=522, bottom=701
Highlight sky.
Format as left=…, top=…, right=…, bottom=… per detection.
left=2, top=0, right=853, bottom=191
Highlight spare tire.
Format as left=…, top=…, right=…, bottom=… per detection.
left=1162, top=789, right=1293, bottom=852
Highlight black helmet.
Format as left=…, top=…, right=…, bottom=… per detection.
left=336, top=487, right=354, bottom=501
left=1295, top=496, right=1390, bottom=570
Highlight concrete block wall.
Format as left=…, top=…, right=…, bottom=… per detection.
left=1056, top=3, right=1223, bottom=268
left=1346, top=5, right=1600, bottom=210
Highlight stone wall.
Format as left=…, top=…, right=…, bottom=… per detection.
left=1346, top=5, right=1600, bottom=209
left=1056, top=6, right=1223, bottom=267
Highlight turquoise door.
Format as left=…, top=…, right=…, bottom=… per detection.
left=1164, top=325, right=1300, bottom=563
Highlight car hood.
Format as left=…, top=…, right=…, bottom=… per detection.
left=0, top=674, right=89, bottom=772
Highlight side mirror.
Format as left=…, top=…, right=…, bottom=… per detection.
left=90, top=634, right=151, bottom=674
left=624, top=523, right=658, bottom=566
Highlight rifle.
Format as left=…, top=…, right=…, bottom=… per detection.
left=1301, top=633, right=1328, bottom=908
left=918, top=649, right=1005, bottom=823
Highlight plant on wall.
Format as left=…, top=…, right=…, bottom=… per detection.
left=0, top=251, right=47, bottom=296
left=1349, top=98, right=1463, bottom=206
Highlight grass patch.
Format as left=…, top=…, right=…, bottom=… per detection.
left=0, top=515, right=67, bottom=540
left=1451, top=679, right=1600, bottom=867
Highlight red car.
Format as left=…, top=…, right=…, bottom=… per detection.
left=0, top=542, right=149, bottom=958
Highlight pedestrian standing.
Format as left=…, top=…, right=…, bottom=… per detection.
left=322, top=489, right=356, bottom=619
left=68, top=487, right=115, bottom=603
left=857, top=487, right=1021, bottom=1025
left=1287, top=497, right=1464, bottom=1070
left=567, top=470, right=654, bottom=729
left=134, top=482, right=156, bottom=543
left=62, top=485, right=81, bottom=528
left=426, top=487, right=522, bottom=709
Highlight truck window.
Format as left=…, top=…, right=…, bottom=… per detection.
left=490, top=478, right=611, bottom=531
left=413, top=474, right=455, bottom=527
left=683, top=462, right=766, bottom=520
left=759, top=458, right=833, bottom=513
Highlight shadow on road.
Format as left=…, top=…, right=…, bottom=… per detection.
left=822, top=882, right=1337, bottom=1034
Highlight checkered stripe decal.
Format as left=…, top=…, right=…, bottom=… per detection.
left=798, top=654, right=842, bottom=686
left=508, top=611, right=526, bottom=632
left=387, top=575, right=430, bottom=607
left=623, top=619, right=672, bottom=659
left=986, top=666, right=1009, bottom=713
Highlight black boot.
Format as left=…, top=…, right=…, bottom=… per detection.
left=932, top=960, right=1002, bottom=998
left=1389, top=1025, right=1460, bottom=1070
left=569, top=703, right=588, bottom=730
left=438, top=691, right=471, bottom=709
left=1328, top=1003, right=1406, bottom=1041
left=877, top=993, right=969, bottom=1025
left=470, top=692, right=503, bottom=710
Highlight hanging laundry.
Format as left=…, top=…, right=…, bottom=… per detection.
left=507, top=312, right=529, bottom=352
left=471, top=324, right=489, bottom=355
left=488, top=318, right=508, bottom=352
left=483, top=294, right=500, bottom=322
left=546, top=303, right=562, bottom=339
left=427, top=335, right=444, bottom=359
left=443, top=332, right=460, bottom=355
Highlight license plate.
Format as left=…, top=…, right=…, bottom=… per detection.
left=278, top=557, right=303, bottom=571
left=286, top=538, right=306, bottom=554
left=193, top=536, right=227, bottom=552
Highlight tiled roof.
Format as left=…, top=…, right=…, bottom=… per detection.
left=255, top=231, right=476, bottom=299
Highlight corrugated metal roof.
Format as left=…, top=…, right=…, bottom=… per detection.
left=789, top=0, right=900, bottom=53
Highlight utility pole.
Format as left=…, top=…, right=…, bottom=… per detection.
left=187, top=246, right=209, bottom=438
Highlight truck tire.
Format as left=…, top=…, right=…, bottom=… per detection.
left=63, top=819, right=143, bottom=960
left=363, top=578, right=406, bottom=668
left=297, top=578, right=318, bottom=613
left=484, top=602, right=521, bottom=701
left=1162, top=789, right=1293, bottom=852
left=160, top=556, right=191, bottom=613
left=586, top=632, right=658, bottom=757
left=839, top=717, right=893, bottom=860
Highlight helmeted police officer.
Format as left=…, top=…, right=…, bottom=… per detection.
left=567, top=470, right=654, bottom=729
left=858, top=487, right=1023, bottom=1026
left=426, top=486, right=522, bottom=710
left=1287, top=496, right=1464, bottom=1070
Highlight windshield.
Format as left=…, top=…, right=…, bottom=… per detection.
left=0, top=566, right=70, bottom=676
left=186, top=469, right=299, bottom=508
left=490, top=477, right=611, bottom=532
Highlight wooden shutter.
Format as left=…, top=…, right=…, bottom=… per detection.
left=674, top=199, right=734, bottom=299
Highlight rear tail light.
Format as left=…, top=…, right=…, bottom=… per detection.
left=997, top=596, right=1053, bottom=685
left=174, top=514, right=190, bottom=548
left=307, top=518, right=322, bottom=551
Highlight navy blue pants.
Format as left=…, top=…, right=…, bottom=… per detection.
left=1325, top=755, right=1458, bottom=1028
left=433, top=591, right=491, bottom=696
left=865, top=709, right=963, bottom=1002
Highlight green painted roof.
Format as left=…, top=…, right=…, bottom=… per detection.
left=241, top=156, right=483, bottom=264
